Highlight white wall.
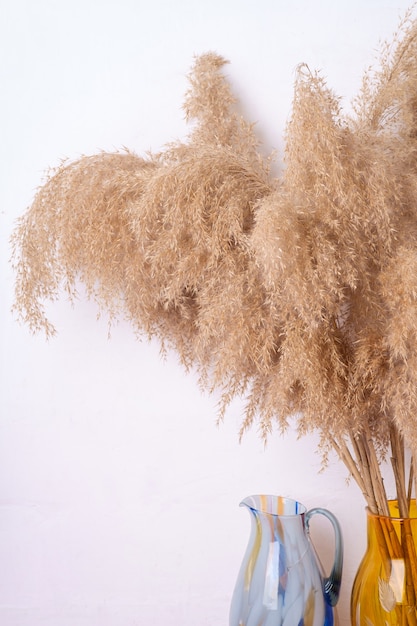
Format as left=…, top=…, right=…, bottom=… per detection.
left=0, top=1, right=412, bottom=625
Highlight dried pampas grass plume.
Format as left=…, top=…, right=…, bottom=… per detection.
left=12, top=52, right=275, bottom=395
left=11, top=10, right=417, bottom=518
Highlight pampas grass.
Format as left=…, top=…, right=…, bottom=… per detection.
left=11, top=11, right=417, bottom=524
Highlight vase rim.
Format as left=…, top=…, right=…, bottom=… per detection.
left=366, top=499, right=417, bottom=520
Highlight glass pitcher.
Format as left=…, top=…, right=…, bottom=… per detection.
left=229, top=494, right=343, bottom=626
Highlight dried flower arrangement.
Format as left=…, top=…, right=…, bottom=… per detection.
left=11, top=8, right=417, bottom=530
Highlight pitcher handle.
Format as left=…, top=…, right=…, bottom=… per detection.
left=305, top=507, right=343, bottom=607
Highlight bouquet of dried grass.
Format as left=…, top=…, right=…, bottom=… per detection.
left=11, top=8, right=417, bottom=590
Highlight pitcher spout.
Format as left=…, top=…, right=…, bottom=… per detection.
left=239, top=495, right=260, bottom=512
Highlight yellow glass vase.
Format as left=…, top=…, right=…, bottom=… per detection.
left=351, top=500, right=417, bottom=626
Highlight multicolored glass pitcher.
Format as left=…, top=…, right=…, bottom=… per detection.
left=229, top=495, right=343, bottom=626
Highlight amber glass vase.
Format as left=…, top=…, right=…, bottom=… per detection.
left=351, top=500, right=417, bottom=625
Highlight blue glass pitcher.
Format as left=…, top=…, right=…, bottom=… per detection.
left=229, top=495, right=343, bottom=626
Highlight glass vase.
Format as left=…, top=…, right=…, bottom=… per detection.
left=351, top=500, right=417, bottom=625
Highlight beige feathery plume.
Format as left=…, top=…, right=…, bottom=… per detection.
left=11, top=11, right=417, bottom=522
